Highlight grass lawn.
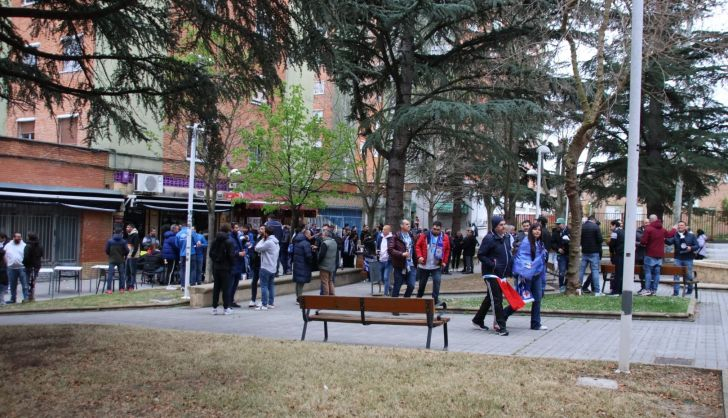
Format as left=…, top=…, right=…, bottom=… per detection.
left=443, top=294, right=691, bottom=314
left=0, top=325, right=721, bottom=417
left=0, top=288, right=185, bottom=313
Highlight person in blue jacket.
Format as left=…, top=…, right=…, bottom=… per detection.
left=161, top=224, right=179, bottom=285
left=176, top=226, right=197, bottom=288
left=229, top=223, right=246, bottom=307
left=192, top=227, right=207, bottom=286
left=506, top=223, right=548, bottom=331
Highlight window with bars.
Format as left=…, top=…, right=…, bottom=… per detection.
left=313, top=80, right=325, bottom=95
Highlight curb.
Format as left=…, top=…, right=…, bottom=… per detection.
left=0, top=300, right=189, bottom=315
left=723, top=369, right=728, bottom=418
left=439, top=306, right=694, bottom=321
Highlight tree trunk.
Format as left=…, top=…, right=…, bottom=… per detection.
left=564, top=127, right=592, bottom=295
left=452, top=193, right=463, bottom=233
left=385, top=152, right=406, bottom=226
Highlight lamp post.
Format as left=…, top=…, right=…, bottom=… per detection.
left=535, top=145, right=550, bottom=217
left=182, top=123, right=202, bottom=300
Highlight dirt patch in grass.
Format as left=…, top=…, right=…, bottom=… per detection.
left=0, top=289, right=185, bottom=313
left=0, top=325, right=721, bottom=417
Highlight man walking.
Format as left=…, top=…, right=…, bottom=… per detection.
left=640, top=214, right=676, bottom=296
left=472, top=216, right=512, bottom=336
left=579, top=215, right=603, bottom=296
left=4, top=233, right=28, bottom=303
left=608, top=220, right=625, bottom=295
left=104, top=228, right=128, bottom=294
left=666, top=221, right=697, bottom=296
left=389, top=219, right=417, bottom=298
left=415, top=221, right=450, bottom=306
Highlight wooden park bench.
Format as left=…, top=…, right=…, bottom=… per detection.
left=600, top=262, right=699, bottom=298
left=299, top=295, right=450, bottom=349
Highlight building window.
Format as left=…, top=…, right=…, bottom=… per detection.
left=23, top=0, right=37, bottom=5
left=17, top=118, right=35, bottom=140
left=251, top=90, right=266, bottom=106
left=313, top=80, right=325, bottom=95
left=312, top=110, right=324, bottom=119
left=61, top=35, right=82, bottom=73
left=57, top=114, right=79, bottom=145
left=23, top=43, right=39, bottom=67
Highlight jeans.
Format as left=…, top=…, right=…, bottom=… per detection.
left=212, top=269, right=231, bottom=309
left=195, top=255, right=205, bottom=284
left=179, top=256, right=199, bottom=287
left=259, top=268, right=275, bottom=306
left=473, top=276, right=506, bottom=330
left=673, top=258, right=694, bottom=295
left=463, top=256, right=473, bottom=273
left=250, top=267, right=260, bottom=302
left=557, top=254, right=568, bottom=288
left=578, top=252, right=601, bottom=293
left=392, top=266, right=417, bottom=298
left=416, top=267, right=442, bottom=304
left=505, top=276, right=543, bottom=329
left=107, top=261, right=125, bottom=291
left=279, top=245, right=289, bottom=274
left=380, top=260, right=392, bottom=296
left=644, top=256, right=662, bottom=292
left=228, top=271, right=241, bottom=304
left=7, top=268, right=28, bottom=302
left=611, top=256, right=624, bottom=294
left=125, top=258, right=138, bottom=288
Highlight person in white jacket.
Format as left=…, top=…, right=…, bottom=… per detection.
left=254, top=226, right=280, bottom=310
left=4, top=233, right=28, bottom=303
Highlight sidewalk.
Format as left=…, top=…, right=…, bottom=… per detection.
left=1, top=277, right=726, bottom=370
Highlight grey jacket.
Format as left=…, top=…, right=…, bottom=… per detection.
left=254, top=235, right=280, bottom=273
left=318, top=237, right=338, bottom=272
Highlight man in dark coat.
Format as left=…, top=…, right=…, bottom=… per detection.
left=104, top=229, right=129, bottom=294
left=292, top=229, right=314, bottom=301
left=472, top=216, right=512, bottom=336
left=607, top=220, right=625, bottom=295
left=209, top=223, right=236, bottom=314
left=460, top=230, right=477, bottom=274
left=579, top=215, right=603, bottom=295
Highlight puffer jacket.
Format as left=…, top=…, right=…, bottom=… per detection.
left=580, top=221, right=603, bottom=254
left=478, top=232, right=513, bottom=278
left=292, top=233, right=313, bottom=284
left=105, top=234, right=129, bottom=264
left=161, top=230, right=178, bottom=260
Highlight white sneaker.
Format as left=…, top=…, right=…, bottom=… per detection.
left=255, top=301, right=262, bottom=307
left=594, top=292, right=603, bottom=297
left=248, top=300, right=256, bottom=307
left=212, top=308, right=218, bottom=315
left=533, top=325, right=548, bottom=331
left=224, top=308, right=233, bottom=315
left=267, top=305, right=276, bottom=309
left=255, top=305, right=268, bottom=311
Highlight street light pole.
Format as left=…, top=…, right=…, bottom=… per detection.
left=182, top=123, right=201, bottom=300
left=618, top=0, right=644, bottom=374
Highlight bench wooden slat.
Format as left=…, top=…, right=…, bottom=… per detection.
left=363, top=297, right=435, bottom=314
left=300, top=295, right=361, bottom=311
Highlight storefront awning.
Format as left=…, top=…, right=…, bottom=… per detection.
left=0, top=182, right=124, bottom=212
left=130, top=195, right=232, bottom=213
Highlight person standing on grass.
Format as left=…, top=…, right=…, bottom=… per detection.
left=125, top=223, right=141, bottom=291
left=553, top=218, right=570, bottom=293
left=209, top=223, right=236, bottom=315
left=104, top=228, right=129, bottom=294
left=4, top=233, right=28, bottom=303
left=578, top=215, right=603, bottom=296
left=292, top=228, right=314, bottom=302
left=378, top=225, right=393, bottom=295
left=254, top=226, right=280, bottom=310
left=22, top=232, right=43, bottom=302
left=0, top=232, right=9, bottom=305
left=472, top=216, right=512, bottom=336
left=461, top=229, right=477, bottom=274
left=506, top=223, right=548, bottom=331
left=317, top=229, right=339, bottom=296
left=640, top=214, right=676, bottom=296
left=607, top=220, right=625, bottom=295
left=415, top=220, right=450, bottom=306
left=389, top=219, right=417, bottom=298
left=666, top=221, right=698, bottom=296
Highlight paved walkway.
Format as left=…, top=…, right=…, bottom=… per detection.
left=1, top=278, right=726, bottom=370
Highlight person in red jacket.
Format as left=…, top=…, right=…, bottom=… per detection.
left=415, top=221, right=450, bottom=306
left=639, top=214, right=677, bottom=296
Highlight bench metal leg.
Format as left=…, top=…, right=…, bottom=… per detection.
left=323, top=321, right=328, bottom=342
left=426, top=327, right=432, bottom=349
left=694, top=284, right=698, bottom=299
left=301, top=321, right=308, bottom=341
left=443, top=323, right=448, bottom=350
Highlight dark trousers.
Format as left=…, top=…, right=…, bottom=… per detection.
left=472, top=276, right=506, bottom=330
left=611, top=256, right=624, bottom=294
left=164, top=259, right=178, bottom=285
left=451, top=251, right=462, bottom=270
left=125, top=257, right=137, bottom=288
left=26, top=266, right=40, bottom=300
left=212, top=269, right=231, bottom=309
left=228, top=271, right=241, bottom=304
left=250, top=267, right=260, bottom=302
left=463, top=256, right=474, bottom=273
left=278, top=246, right=289, bottom=275
left=392, top=267, right=416, bottom=298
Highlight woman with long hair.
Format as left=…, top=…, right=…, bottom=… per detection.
left=506, top=223, right=548, bottom=331
left=695, top=229, right=708, bottom=260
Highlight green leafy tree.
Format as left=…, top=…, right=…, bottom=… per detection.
left=293, top=0, right=551, bottom=225
left=233, top=85, right=349, bottom=229
left=0, top=0, right=294, bottom=143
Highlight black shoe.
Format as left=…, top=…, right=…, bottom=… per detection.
left=582, top=288, right=592, bottom=294
left=472, top=321, right=489, bottom=331
left=231, top=302, right=241, bottom=308
left=437, top=301, right=447, bottom=309
left=496, top=328, right=509, bottom=336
